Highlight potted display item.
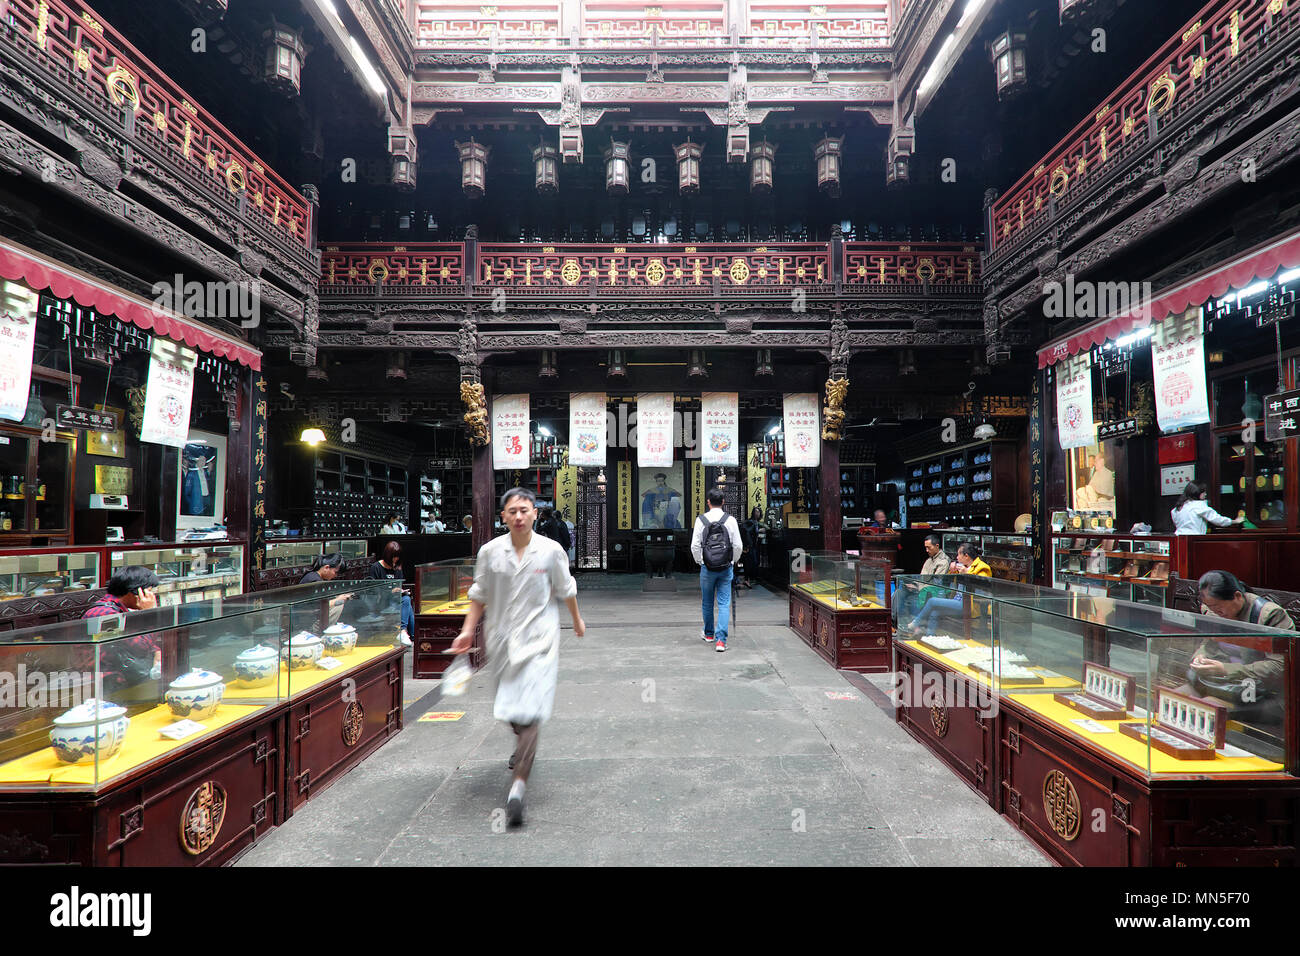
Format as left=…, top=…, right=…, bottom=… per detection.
left=322, top=622, right=357, bottom=657
left=281, top=631, right=324, bottom=670
left=164, top=669, right=226, bottom=719
left=233, top=644, right=279, bottom=688
left=49, top=698, right=130, bottom=764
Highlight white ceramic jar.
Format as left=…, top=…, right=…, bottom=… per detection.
left=322, top=623, right=357, bottom=657
left=233, top=644, right=279, bottom=688
left=49, top=698, right=130, bottom=764
left=281, top=631, right=323, bottom=670
left=164, top=668, right=226, bottom=719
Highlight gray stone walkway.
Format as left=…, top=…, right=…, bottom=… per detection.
left=238, top=576, right=1046, bottom=866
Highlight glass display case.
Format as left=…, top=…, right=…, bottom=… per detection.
left=940, top=532, right=1032, bottom=583
left=892, top=576, right=1296, bottom=777
left=1050, top=533, right=1172, bottom=606
left=791, top=552, right=892, bottom=611
left=110, top=544, right=244, bottom=604
left=415, top=558, right=475, bottom=615
left=324, top=539, right=368, bottom=561
left=0, top=579, right=401, bottom=787
left=0, top=423, right=75, bottom=538
left=0, top=549, right=101, bottom=600
left=264, top=540, right=323, bottom=568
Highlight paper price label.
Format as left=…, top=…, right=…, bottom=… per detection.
left=159, top=719, right=207, bottom=740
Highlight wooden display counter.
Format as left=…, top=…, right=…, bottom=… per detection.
left=788, top=585, right=892, bottom=673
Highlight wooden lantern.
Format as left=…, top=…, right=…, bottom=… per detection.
left=263, top=20, right=305, bottom=96
left=674, top=140, right=703, bottom=195
left=814, top=136, right=844, bottom=198
left=533, top=140, right=559, bottom=194
left=455, top=138, right=490, bottom=198
left=750, top=140, right=775, bottom=195
left=990, top=28, right=1028, bottom=100
left=605, top=140, right=631, bottom=196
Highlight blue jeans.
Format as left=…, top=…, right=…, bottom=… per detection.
left=912, top=597, right=963, bottom=632
left=401, top=593, right=415, bottom=635
left=700, top=565, right=734, bottom=644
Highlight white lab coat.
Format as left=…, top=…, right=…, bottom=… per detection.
left=467, top=532, right=577, bottom=724
left=1171, top=499, right=1233, bottom=535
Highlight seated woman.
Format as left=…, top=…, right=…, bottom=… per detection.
left=300, top=552, right=352, bottom=625
left=370, top=541, right=415, bottom=646
left=907, top=543, right=992, bottom=636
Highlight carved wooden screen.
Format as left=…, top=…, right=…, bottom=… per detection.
left=576, top=471, right=607, bottom=571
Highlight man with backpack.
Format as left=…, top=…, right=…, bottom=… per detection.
left=691, top=488, right=744, bottom=652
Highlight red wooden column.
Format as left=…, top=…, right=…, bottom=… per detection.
left=471, top=368, right=493, bottom=555
left=821, top=437, right=841, bottom=553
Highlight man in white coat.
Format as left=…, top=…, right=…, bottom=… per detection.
left=450, top=487, right=585, bottom=827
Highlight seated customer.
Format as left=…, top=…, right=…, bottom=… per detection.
left=900, top=533, right=950, bottom=620
left=1183, top=571, right=1292, bottom=714
left=370, top=541, right=415, bottom=646
left=300, top=552, right=352, bottom=622
left=907, top=543, right=992, bottom=636
left=80, top=565, right=162, bottom=699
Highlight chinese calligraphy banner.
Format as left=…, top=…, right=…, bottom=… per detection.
left=492, top=393, right=530, bottom=470
left=783, top=393, right=820, bottom=467
left=0, top=282, right=39, bottom=422
left=569, top=392, right=607, bottom=467
left=141, top=338, right=197, bottom=447
left=617, top=460, right=631, bottom=529
left=1152, top=309, right=1210, bottom=433
left=701, top=392, right=739, bottom=466
left=556, top=465, right=578, bottom=523
left=637, top=392, right=674, bottom=468
left=747, top=444, right=767, bottom=520
left=1055, top=353, right=1095, bottom=450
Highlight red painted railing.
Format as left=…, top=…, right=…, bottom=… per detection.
left=990, top=0, right=1300, bottom=255
left=3, top=0, right=311, bottom=248
left=318, top=240, right=981, bottom=294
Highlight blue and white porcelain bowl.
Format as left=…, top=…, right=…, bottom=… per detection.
left=281, top=631, right=323, bottom=670
left=322, top=623, right=357, bottom=657
left=164, top=669, right=226, bottom=719
left=233, top=644, right=279, bottom=688
left=49, top=699, right=130, bottom=765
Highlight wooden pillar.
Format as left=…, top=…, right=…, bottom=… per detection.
left=821, top=438, right=840, bottom=553
left=472, top=439, right=492, bottom=554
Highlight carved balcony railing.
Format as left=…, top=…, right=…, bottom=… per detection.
left=1, top=0, right=313, bottom=261
left=318, top=240, right=981, bottom=299
left=412, top=0, right=891, bottom=48
left=988, top=0, right=1300, bottom=259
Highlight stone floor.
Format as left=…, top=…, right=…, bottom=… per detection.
left=238, top=574, right=1047, bottom=866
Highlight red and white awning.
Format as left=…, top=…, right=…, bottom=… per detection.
left=1036, top=227, right=1300, bottom=369
left=0, top=238, right=262, bottom=370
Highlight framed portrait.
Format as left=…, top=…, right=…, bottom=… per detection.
left=1068, top=440, right=1118, bottom=517
left=176, top=429, right=226, bottom=530
left=85, top=405, right=126, bottom=458
left=637, top=463, right=685, bottom=530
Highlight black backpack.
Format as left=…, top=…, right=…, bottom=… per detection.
left=699, top=514, right=732, bottom=571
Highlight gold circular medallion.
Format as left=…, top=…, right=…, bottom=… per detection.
left=105, top=65, right=141, bottom=112
left=645, top=259, right=666, bottom=285
left=342, top=701, right=364, bottom=748
left=368, top=260, right=389, bottom=283
left=930, top=705, right=949, bottom=738
left=180, top=781, right=227, bottom=856
left=1042, top=770, right=1081, bottom=841
left=729, top=258, right=750, bottom=284
left=1149, top=75, right=1177, bottom=115
left=225, top=160, right=246, bottom=194
left=560, top=259, right=582, bottom=285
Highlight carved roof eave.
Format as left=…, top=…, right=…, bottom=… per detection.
left=413, top=48, right=893, bottom=71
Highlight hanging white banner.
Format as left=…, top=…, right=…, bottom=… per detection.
left=636, top=392, right=674, bottom=468
left=0, top=282, right=39, bottom=423
left=492, top=393, right=530, bottom=470
left=140, top=339, right=197, bottom=447
left=569, top=392, right=607, bottom=467
left=1055, top=353, right=1095, bottom=450
left=701, top=392, right=739, bottom=466
left=783, top=393, right=820, bottom=467
left=1152, top=308, right=1211, bottom=433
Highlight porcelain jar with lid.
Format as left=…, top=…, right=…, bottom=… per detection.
left=322, top=622, right=357, bottom=657
left=165, top=668, right=226, bottom=719
left=49, top=698, right=130, bottom=764
left=281, top=631, right=323, bottom=670
left=234, top=644, right=279, bottom=688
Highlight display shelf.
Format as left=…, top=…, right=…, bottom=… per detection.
left=413, top=557, right=483, bottom=677
left=787, top=552, right=892, bottom=672
left=904, top=439, right=1019, bottom=530
left=1050, top=533, right=1173, bottom=606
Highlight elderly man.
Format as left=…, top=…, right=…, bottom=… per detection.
left=902, top=534, right=950, bottom=619
left=450, top=487, right=585, bottom=827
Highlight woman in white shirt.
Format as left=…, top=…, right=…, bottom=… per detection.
left=1171, top=481, right=1243, bottom=535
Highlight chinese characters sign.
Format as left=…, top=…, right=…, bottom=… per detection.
left=617, top=460, right=631, bottom=529
left=783, top=393, right=820, bottom=467
left=701, top=392, right=739, bottom=466
left=140, top=339, right=197, bottom=447
left=569, top=392, right=607, bottom=467
left=491, top=393, right=529, bottom=470
left=1151, top=310, right=1209, bottom=433
left=1264, top=389, right=1300, bottom=442
left=1055, top=354, right=1095, bottom=451
left=637, top=392, right=674, bottom=469
left=0, top=282, right=39, bottom=423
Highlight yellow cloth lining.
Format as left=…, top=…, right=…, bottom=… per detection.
left=793, top=584, right=884, bottom=611
left=222, top=644, right=394, bottom=700
left=1005, top=693, right=1284, bottom=775
left=900, top=638, right=1081, bottom=691
left=418, top=598, right=473, bottom=616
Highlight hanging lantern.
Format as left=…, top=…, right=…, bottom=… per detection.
left=755, top=349, right=773, bottom=376
left=604, top=140, right=631, bottom=196
left=899, top=349, right=917, bottom=376
left=386, top=351, right=408, bottom=381
left=749, top=140, right=775, bottom=195
left=455, top=138, right=490, bottom=198
left=533, top=139, right=559, bottom=194
left=990, top=28, right=1028, bottom=100
left=688, top=350, right=708, bottom=378
left=307, top=355, right=329, bottom=382
left=814, top=136, right=843, bottom=198
left=607, top=349, right=628, bottom=380
left=674, top=140, right=703, bottom=195
left=539, top=350, right=558, bottom=379
left=390, top=127, right=417, bottom=192
left=262, top=20, right=306, bottom=96
left=1058, top=0, right=1094, bottom=22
